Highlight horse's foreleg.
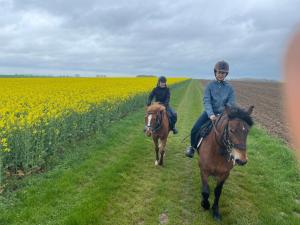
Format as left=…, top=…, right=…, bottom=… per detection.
left=158, top=138, right=167, bottom=166
left=212, top=181, right=224, bottom=220
left=200, top=171, right=210, bottom=210
left=153, top=137, right=159, bottom=166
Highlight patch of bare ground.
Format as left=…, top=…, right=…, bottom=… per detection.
left=159, top=212, right=169, bottom=224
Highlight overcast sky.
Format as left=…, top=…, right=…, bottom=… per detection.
left=0, top=0, right=299, bottom=79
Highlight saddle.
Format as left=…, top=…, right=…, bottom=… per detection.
left=195, top=120, right=213, bottom=148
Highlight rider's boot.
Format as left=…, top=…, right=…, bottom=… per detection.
left=185, top=146, right=196, bottom=158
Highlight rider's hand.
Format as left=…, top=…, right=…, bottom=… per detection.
left=210, top=115, right=217, bottom=121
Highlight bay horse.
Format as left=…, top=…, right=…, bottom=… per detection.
left=198, top=105, right=254, bottom=220
left=144, top=102, right=170, bottom=166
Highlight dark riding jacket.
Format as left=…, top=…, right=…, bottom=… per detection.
left=147, top=86, right=170, bottom=107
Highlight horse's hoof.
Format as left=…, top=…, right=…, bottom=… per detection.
left=155, top=160, right=158, bottom=166
left=201, top=200, right=210, bottom=210
left=213, top=210, right=221, bottom=221
left=213, top=213, right=221, bottom=221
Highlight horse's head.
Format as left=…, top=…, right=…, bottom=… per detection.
left=221, top=105, right=254, bottom=166
left=144, top=103, right=166, bottom=137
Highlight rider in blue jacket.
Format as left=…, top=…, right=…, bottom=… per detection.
left=185, top=61, right=236, bottom=157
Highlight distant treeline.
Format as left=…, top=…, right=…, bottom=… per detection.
left=0, top=74, right=53, bottom=78
left=0, top=74, right=84, bottom=78
left=136, top=75, right=157, bottom=77
left=0, top=74, right=162, bottom=78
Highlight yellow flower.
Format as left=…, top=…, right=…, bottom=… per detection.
left=0, top=77, right=188, bottom=134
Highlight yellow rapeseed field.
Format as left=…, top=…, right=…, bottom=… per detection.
left=0, top=77, right=187, bottom=153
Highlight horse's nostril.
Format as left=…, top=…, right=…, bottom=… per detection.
left=235, top=159, right=247, bottom=165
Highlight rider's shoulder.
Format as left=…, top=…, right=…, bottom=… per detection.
left=206, top=81, right=217, bottom=88
left=223, top=81, right=234, bottom=89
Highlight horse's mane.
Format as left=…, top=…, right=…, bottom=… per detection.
left=227, top=106, right=254, bottom=127
left=147, top=103, right=166, bottom=112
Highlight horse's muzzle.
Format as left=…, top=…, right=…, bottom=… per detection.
left=144, top=127, right=152, bottom=136
left=235, top=159, right=247, bottom=166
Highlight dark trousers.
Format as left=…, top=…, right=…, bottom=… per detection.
left=190, top=111, right=209, bottom=148
left=166, top=106, right=177, bottom=128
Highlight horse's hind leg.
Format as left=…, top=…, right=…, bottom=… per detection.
left=153, top=137, right=159, bottom=166
left=200, top=171, right=210, bottom=210
left=212, top=181, right=225, bottom=220
left=158, top=138, right=166, bottom=166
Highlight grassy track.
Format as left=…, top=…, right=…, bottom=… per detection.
left=0, top=80, right=299, bottom=225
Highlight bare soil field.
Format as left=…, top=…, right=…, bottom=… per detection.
left=200, top=80, right=290, bottom=145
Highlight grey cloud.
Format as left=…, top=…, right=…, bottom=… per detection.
left=0, top=0, right=300, bottom=79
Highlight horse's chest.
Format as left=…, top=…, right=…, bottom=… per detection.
left=212, top=167, right=230, bottom=177
left=206, top=158, right=232, bottom=176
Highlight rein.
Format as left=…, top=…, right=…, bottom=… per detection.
left=212, top=113, right=224, bottom=147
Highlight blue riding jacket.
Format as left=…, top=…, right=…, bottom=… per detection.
left=203, top=80, right=236, bottom=117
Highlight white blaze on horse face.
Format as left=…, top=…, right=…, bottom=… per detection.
left=147, top=114, right=152, bottom=127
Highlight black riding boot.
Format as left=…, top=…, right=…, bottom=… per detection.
left=172, top=126, right=178, bottom=134
left=185, top=146, right=196, bottom=158
left=169, top=122, right=178, bottom=134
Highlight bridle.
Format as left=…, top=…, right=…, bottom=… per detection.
left=145, top=110, right=164, bottom=133
left=212, top=113, right=247, bottom=161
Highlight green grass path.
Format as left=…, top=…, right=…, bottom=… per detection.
left=0, top=80, right=299, bottom=225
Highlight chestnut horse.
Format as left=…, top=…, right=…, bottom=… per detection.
left=144, top=102, right=170, bottom=166
left=198, top=105, right=254, bottom=220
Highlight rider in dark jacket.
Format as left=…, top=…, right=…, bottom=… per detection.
left=185, top=60, right=236, bottom=157
left=147, top=76, right=178, bottom=134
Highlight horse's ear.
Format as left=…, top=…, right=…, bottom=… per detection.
left=247, top=105, right=254, bottom=115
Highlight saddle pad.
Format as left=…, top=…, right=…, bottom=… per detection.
left=195, top=120, right=213, bottom=143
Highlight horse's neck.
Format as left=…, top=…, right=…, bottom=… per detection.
left=207, top=128, right=228, bottom=157
left=162, top=111, right=169, bottom=125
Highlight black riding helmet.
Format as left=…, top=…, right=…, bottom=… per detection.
left=158, top=76, right=167, bottom=83
left=214, top=60, right=229, bottom=76
left=157, top=76, right=167, bottom=86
